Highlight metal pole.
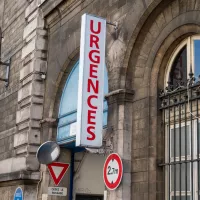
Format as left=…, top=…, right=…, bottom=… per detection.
left=168, top=95, right=171, bottom=200
left=0, top=27, right=2, bottom=62
left=69, top=150, right=74, bottom=200
left=185, top=94, right=187, bottom=200
left=179, top=91, right=181, bottom=199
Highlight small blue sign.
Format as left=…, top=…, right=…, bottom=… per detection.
left=14, top=187, right=23, bottom=200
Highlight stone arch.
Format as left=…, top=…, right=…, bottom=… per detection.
left=127, top=0, right=200, bottom=97
left=48, top=48, right=80, bottom=120
left=106, top=0, right=173, bottom=91
left=126, top=0, right=200, bottom=199
left=121, top=0, right=172, bottom=89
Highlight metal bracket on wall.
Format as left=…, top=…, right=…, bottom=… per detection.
left=106, top=21, right=118, bottom=39
left=0, top=58, right=10, bottom=87
left=107, top=21, right=118, bottom=30
left=0, top=27, right=11, bottom=87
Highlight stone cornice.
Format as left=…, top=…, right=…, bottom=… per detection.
left=39, top=0, right=64, bottom=17
left=105, top=89, right=134, bottom=105
left=40, top=117, right=58, bottom=128
left=39, top=0, right=78, bottom=18
left=0, top=171, right=40, bottom=185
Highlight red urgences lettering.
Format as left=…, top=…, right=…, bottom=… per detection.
left=86, top=19, right=101, bottom=141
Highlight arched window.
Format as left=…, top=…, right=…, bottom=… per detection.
left=169, top=45, right=187, bottom=86
left=161, top=35, right=200, bottom=200
left=57, top=61, right=108, bottom=144
left=165, top=36, right=200, bottom=88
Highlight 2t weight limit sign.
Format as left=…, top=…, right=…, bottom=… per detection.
left=108, top=165, right=118, bottom=175
left=103, top=153, right=123, bottom=190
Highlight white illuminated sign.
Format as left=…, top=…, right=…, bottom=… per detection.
left=76, top=14, right=106, bottom=147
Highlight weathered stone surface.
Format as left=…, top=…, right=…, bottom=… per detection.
left=0, top=0, right=199, bottom=199
left=23, top=18, right=38, bottom=39
left=0, top=157, right=26, bottom=174
left=25, top=0, right=39, bottom=18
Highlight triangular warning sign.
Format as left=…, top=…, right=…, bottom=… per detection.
left=47, top=162, right=70, bottom=186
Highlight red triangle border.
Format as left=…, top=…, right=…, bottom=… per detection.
left=47, top=162, right=70, bottom=186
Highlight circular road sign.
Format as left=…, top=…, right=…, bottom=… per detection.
left=103, top=153, right=123, bottom=190
left=14, top=187, right=23, bottom=200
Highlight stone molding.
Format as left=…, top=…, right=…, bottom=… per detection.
left=0, top=171, right=40, bottom=184
left=38, top=0, right=64, bottom=17
left=0, top=156, right=39, bottom=175
left=40, top=117, right=58, bottom=128
left=105, top=89, right=134, bottom=105
left=39, top=0, right=78, bottom=18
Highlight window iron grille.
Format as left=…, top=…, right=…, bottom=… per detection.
left=160, top=74, right=200, bottom=200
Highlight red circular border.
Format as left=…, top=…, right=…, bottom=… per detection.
left=103, top=153, right=123, bottom=190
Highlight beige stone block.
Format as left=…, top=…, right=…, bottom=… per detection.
left=26, top=30, right=37, bottom=43
left=27, top=145, right=39, bottom=153
left=27, top=10, right=38, bottom=23
left=16, top=106, right=31, bottom=124
left=0, top=157, right=27, bottom=174
left=29, top=119, right=41, bottom=128
left=31, top=104, right=43, bottom=120
left=19, top=97, right=32, bottom=108
left=31, top=96, right=44, bottom=104
left=28, top=129, right=40, bottom=145
left=15, top=145, right=28, bottom=155
left=18, top=121, right=29, bottom=131
left=41, top=194, right=48, bottom=200
left=23, top=17, right=37, bottom=39
left=36, top=36, right=47, bottom=50
left=23, top=74, right=34, bottom=86
left=34, top=58, right=47, bottom=72
left=38, top=0, right=47, bottom=6
left=26, top=156, right=40, bottom=170
left=20, top=61, right=34, bottom=81
left=37, top=29, right=48, bottom=36
left=14, top=129, right=40, bottom=148
left=20, top=58, right=46, bottom=81
left=132, top=172, right=148, bottom=183
left=37, top=15, right=45, bottom=28
left=22, top=38, right=36, bottom=59
left=132, top=158, right=148, bottom=172
left=32, top=81, right=44, bottom=96
left=25, top=0, right=39, bottom=19
left=14, top=132, right=28, bottom=147
left=18, top=83, right=32, bottom=102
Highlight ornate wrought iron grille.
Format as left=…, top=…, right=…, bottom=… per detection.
left=160, top=74, right=200, bottom=200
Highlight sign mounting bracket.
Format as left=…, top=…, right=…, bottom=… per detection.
left=106, top=21, right=118, bottom=30
left=0, top=59, right=11, bottom=87
left=106, top=21, right=118, bottom=38
left=0, top=28, right=10, bottom=87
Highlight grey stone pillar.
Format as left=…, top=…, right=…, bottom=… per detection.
left=15, top=0, right=47, bottom=169
left=105, top=89, right=134, bottom=200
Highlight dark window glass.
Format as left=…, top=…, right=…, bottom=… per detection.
left=171, top=126, right=190, bottom=157
left=76, top=195, right=103, bottom=200
left=169, top=46, right=187, bottom=86
left=171, top=163, right=190, bottom=191
left=194, top=40, right=200, bottom=78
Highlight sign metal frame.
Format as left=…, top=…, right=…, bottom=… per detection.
left=76, top=13, right=106, bottom=147
left=47, top=162, right=70, bottom=186
left=103, top=153, right=123, bottom=190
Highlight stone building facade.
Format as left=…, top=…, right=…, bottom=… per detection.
left=0, top=0, right=200, bottom=199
